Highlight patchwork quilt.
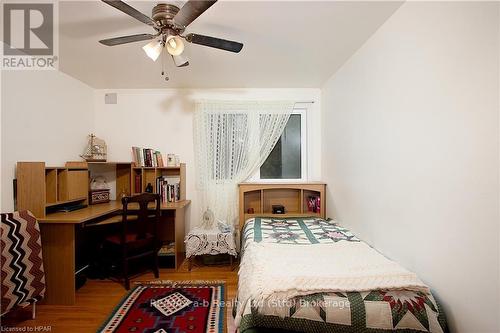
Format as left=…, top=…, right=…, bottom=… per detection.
left=242, top=217, right=359, bottom=246
left=237, top=217, right=448, bottom=333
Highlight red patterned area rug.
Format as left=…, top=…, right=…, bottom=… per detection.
left=98, top=281, right=225, bottom=333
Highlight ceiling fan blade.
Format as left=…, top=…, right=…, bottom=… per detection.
left=99, top=33, right=157, bottom=46
left=173, top=0, right=217, bottom=28
left=102, top=0, right=156, bottom=27
left=185, top=33, right=243, bottom=53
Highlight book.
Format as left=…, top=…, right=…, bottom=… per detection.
left=135, top=174, right=142, bottom=193
left=131, top=147, right=137, bottom=165
left=144, top=148, right=151, bottom=167
left=156, top=176, right=181, bottom=203
left=139, top=149, right=145, bottom=167
left=150, top=149, right=157, bottom=167
left=131, top=146, right=166, bottom=168
left=149, top=149, right=156, bottom=167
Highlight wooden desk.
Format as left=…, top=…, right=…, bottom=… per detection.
left=38, top=200, right=190, bottom=305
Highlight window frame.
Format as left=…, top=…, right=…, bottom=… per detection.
left=252, top=108, right=308, bottom=182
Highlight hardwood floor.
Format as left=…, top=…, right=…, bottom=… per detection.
left=1, top=260, right=238, bottom=333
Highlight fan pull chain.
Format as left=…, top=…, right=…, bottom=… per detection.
left=161, top=44, right=169, bottom=81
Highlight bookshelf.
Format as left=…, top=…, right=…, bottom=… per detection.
left=85, top=161, right=134, bottom=201
left=131, top=164, right=186, bottom=200
left=16, top=162, right=89, bottom=218
left=238, top=182, right=326, bottom=229
left=16, top=161, right=188, bottom=215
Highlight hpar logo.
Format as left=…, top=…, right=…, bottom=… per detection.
left=2, top=2, right=58, bottom=69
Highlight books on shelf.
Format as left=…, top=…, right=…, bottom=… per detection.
left=132, top=147, right=165, bottom=168
left=156, top=176, right=181, bottom=203
left=307, top=196, right=321, bottom=213
left=134, top=174, right=142, bottom=194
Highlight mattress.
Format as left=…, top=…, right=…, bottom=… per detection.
left=236, top=217, right=448, bottom=333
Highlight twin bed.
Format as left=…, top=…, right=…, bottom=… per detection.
left=234, top=216, right=448, bottom=333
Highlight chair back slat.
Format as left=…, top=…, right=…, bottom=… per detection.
left=121, top=193, right=161, bottom=243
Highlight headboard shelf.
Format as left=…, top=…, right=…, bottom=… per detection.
left=238, top=182, right=326, bottom=229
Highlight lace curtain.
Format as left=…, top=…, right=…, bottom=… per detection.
left=194, top=100, right=294, bottom=228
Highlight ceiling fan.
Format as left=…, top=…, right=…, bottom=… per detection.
left=99, top=0, right=243, bottom=71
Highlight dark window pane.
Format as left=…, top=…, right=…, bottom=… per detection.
left=261, top=137, right=283, bottom=179
left=260, top=114, right=301, bottom=179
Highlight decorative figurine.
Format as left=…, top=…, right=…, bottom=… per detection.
left=200, top=208, right=215, bottom=229
left=81, top=134, right=107, bottom=162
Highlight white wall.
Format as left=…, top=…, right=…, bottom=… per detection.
left=321, top=2, right=499, bottom=332
left=1, top=70, right=94, bottom=212
left=93, top=88, right=321, bottom=231
left=0, top=77, right=320, bottom=232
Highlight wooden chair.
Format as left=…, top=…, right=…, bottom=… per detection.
left=105, top=193, right=161, bottom=290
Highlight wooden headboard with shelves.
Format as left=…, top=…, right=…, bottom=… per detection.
left=238, top=182, right=326, bottom=229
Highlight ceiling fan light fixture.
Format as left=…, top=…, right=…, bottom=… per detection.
left=166, top=35, right=184, bottom=56
left=172, top=54, right=189, bottom=67
left=99, top=0, right=245, bottom=79
left=142, top=39, right=163, bottom=61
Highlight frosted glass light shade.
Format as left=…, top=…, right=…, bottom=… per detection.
left=166, top=36, right=184, bottom=56
left=142, top=40, right=163, bottom=61
left=172, top=54, right=189, bottom=67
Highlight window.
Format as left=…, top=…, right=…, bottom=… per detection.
left=258, top=110, right=307, bottom=180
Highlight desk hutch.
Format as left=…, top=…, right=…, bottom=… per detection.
left=16, top=161, right=190, bottom=305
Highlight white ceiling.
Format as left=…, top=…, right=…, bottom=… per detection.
left=59, top=1, right=402, bottom=89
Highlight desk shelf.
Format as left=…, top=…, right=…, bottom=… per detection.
left=45, top=197, right=88, bottom=208
left=17, top=162, right=90, bottom=217
left=131, top=164, right=186, bottom=200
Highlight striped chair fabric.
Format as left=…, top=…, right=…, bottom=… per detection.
left=1, top=211, right=45, bottom=315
